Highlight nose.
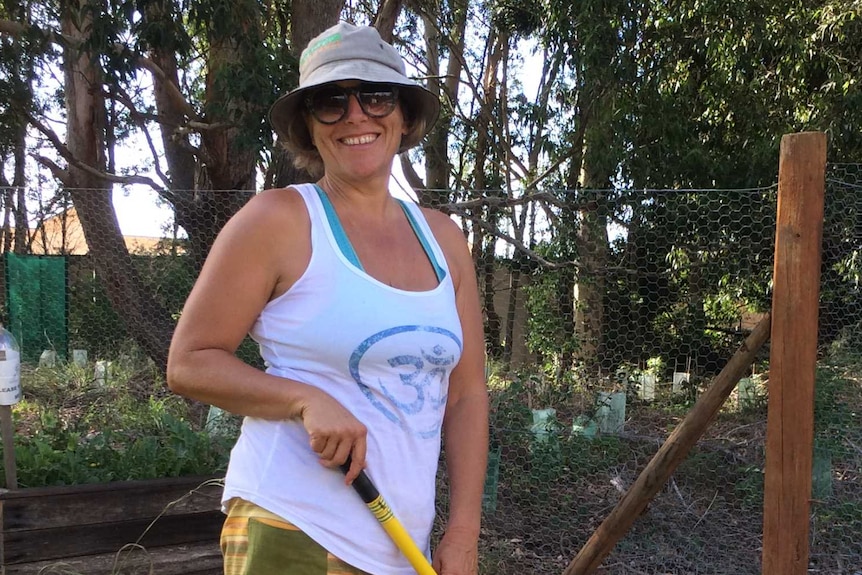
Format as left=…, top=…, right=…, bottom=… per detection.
left=344, top=93, right=366, bottom=121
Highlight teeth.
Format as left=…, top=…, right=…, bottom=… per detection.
left=342, top=134, right=377, bottom=145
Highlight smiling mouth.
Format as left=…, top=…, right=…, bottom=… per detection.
left=341, top=134, right=378, bottom=146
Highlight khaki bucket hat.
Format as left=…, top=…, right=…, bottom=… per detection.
left=269, top=22, right=440, bottom=153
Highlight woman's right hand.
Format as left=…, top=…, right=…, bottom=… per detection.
left=298, top=388, right=368, bottom=484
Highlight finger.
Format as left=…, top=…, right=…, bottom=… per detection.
left=309, top=433, right=328, bottom=456
left=330, top=440, right=354, bottom=470
left=310, top=433, right=341, bottom=463
left=431, top=554, right=442, bottom=574
left=344, top=439, right=367, bottom=484
left=317, top=438, right=343, bottom=465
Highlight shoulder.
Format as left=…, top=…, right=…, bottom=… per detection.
left=418, top=207, right=474, bottom=289
left=419, top=207, right=464, bottom=243
left=231, top=186, right=309, bottom=228
left=205, top=186, right=312, bottom=282
left=215, top=187, right=310, bottom=245
left=205, top=188, right=311, bottom=300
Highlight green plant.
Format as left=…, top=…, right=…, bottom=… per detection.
left=735, top=465, right=764, bottom=511
left=2, top=348, right=234, bottom=488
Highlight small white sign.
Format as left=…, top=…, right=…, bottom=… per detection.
left=0, top=348, right=22, bottom=405
left=72, top=349, right=88, bottom=367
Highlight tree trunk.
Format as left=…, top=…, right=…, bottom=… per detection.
left=1, top=0, right=32, bottom=255
left=421, top=0, right=467, bottom=203
left=472, top=28, right=506, bottom=359
left=374, top=0, right=403, bottom=40
left=502, top=265, right=521, bottom=368
left=145, top=2, right=197, bottom=193
left=267, top=0, right=344, bottom=189
left=482, top=236, right=503, bottom=360
left=62, top=0, right=174, bottom=371
left=577, top=96, right=612, bottom=371
left=559, top=90, right=589, bottom=377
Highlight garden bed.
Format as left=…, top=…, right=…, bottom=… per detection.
left=0, top=474, right=224, bottom=574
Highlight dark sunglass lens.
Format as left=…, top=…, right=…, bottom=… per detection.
left=309, top=87, right=348, bottom=124
left=357, top=85, right=398, bottom=117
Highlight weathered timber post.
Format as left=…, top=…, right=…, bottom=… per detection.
left=563, top=314, right=772, bottom=575
left=762, top=131, right=826, bottom=575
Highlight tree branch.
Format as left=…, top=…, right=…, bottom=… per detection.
left=399, top=154, right=426, bottom=197
left=374, top=0, right=403, bottom=41
left=0, top=18, right=201, bottom=130
left=32, top=156, right=71, bottom=186
left=0, top=18, right=73, bottom=48
left=27, top=113, right=167, bottom=191
left=108, top=85, right=173, bottom=189
left=132, top=55, right=197, bottom=119
left=448, top=205, right=577, bottom=270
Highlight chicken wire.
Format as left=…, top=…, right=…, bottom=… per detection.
left=1, top=165, right=860, bottom=574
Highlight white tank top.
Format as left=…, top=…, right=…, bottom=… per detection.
left=222, top=183, right=463, bottom=574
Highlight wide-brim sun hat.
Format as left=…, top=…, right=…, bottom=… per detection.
left=269, top=22, right=441, bottom=153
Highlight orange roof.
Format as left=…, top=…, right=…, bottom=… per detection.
left=9, top=207, right=165, bottom=255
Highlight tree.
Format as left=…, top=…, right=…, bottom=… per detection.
left=0, top=0, right=347, bottom=370
left=0, top=0, right=36, bottom=254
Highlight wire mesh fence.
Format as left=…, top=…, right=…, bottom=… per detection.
left=1, top=165, right=860, bottom=574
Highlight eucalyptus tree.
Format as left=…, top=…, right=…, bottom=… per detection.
left=0, top=0, right=36, bottom=253
left=607, top=0, right=862, bottom=369
left=0, top=0, right=344, bottom=369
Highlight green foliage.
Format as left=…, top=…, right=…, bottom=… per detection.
left=487, top=370, right=534, bottom=437
left=2, top=355, right=233, bottom=488
left=523, top=256, right=579, bottom=368
left=67, top=252, right=195, bottom=358
left=814, top=363, right=860, bottom=453
left=491, top=0, right=543, bottom=37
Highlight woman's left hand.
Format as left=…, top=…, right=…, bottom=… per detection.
left=432, top=528, right=479, bottom=575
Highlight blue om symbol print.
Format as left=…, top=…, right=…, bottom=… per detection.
left=348, top=325, right=462, bottom=438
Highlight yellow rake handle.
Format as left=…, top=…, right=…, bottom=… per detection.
left=341, top=460, right=437, bottom=575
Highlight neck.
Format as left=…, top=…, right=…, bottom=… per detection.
left=317, top=174, right=395, bottom=218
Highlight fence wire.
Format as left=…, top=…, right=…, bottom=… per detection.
left=1, top=166, right=860, bottom=574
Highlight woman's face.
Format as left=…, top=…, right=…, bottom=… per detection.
left=306, top=81, right=409, bottom=184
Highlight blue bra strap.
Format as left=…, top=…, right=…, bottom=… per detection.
left=397, top=200, right=447, bottom=283
left=314, top=185, right=446, bottom=282
left=315, top=186, right=364, bottom=270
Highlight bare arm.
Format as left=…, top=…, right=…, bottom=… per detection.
left=427, top=211, right=489, bottom=575
left=166, top=188, right=368, bottom=481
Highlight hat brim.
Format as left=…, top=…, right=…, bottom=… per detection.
left=269, top=62, right=440, bottom=153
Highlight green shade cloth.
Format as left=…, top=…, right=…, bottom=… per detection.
left=5, top=253, right=67, bottom=363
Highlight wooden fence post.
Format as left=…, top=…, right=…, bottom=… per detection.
left=762, top=131, right=826, bottom=574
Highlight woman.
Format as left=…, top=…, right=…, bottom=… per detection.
left=167, top=21, right=489, bottom=575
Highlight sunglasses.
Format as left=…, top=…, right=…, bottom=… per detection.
left=305, top=83, right=400, bottom=125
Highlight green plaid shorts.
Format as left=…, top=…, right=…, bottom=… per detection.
left=221, top=498, right=371, bottom=575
